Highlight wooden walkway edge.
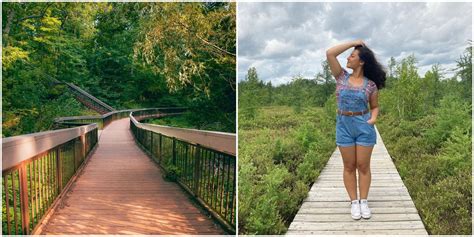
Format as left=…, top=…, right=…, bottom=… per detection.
left=287, top=126, right=428, bottom=235
left=42, top=118, right=224, bottom=234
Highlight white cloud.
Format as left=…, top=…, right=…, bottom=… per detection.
left=238, top=2, right=472, bottom=85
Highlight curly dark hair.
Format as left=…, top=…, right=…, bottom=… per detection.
left=355, top=45, right=386, bottom=90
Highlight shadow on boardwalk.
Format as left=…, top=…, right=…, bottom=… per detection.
left=43, top=118, right=224, bottom=234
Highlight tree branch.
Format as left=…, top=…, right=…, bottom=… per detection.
left=174, top=21, right=236, bottom=57
left=15, top=2, right=54, bottom=23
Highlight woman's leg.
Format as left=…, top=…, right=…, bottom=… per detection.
left=356, top=145, right=374, bottom=199
left=339, top=145, right=357, bottom=201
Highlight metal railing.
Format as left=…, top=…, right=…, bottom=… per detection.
left=54, top=108, right=186, bottom=129
left=2, top=105, right=231, bottom=234
left=65, top=83, right=115, bottom=114
left=2, top=108, right=170, bottom=235
left=129, top=109, right=236, bottom=233
left=2, top=125, right=98, bottom=235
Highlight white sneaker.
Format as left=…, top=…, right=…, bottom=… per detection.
left=351, top=200, right=361, bottom=220
left=360, top=199, right=371, bottom=219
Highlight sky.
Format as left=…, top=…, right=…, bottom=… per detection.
left=238, top=2, right=472, bottom=85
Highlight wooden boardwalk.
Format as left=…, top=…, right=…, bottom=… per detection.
left=42, top=118, right=224, bottom=234
left=287, top=127, right=428, bottom=235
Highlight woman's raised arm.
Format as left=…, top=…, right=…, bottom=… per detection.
left=326, top=40, right=365, bottom=78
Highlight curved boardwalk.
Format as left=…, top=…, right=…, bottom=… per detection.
left=287, top=127, right=428, bottom=235
left=42, top=118, right=224, bottom=234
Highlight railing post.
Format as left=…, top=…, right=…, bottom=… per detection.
left=80, top=134, right=86, bottom=158
left=150, top=131, right=154, bottom=156
left=172, top=137, right=176, bottom=165
left=158, top=133, right=162, bottom=164
left=19, top=165, right=30, bottom=234
left=73, top=138, right=77, bottom=172
left=56, top=148, right=63, bottom=192
left=193, top=145, right=201, bottom=196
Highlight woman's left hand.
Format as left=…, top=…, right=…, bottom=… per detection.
left=366, top=118, right=376, bottom=125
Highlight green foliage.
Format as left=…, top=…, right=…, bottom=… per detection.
left=239, top=62, right=335, bottom=111
left=379, top=55, right=424, bottom=120
left=376, top=48, right=471, bottom=234
left=417, top=167, right=471, bottom=234
left=134, top=2, right=235, bottom=94
left=238, top=106, right=335, bottom=234
left=3, top=2, right=235, bottom=136
left=163, top=165, right=180, bottom=182
left=424, top=95, right=471, bottom=151
left=147, top=111, right=234, bottom=132
left=2, top=46, right=29, bottom=69
left=455, top=42, right=472, bottom=101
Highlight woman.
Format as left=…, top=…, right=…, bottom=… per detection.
left=326, top=40, right=386, bottom=220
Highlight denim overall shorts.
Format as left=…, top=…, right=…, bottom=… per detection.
left=336, top=76, right=376, bottom=147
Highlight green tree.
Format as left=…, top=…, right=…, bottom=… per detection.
left=421, top=64, right=442, bottom=113
left=455, top=42, right=472, bottom=102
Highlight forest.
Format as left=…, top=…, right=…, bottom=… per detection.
left=238, top=44, right=472, bottom=235
left=2, top=2, right=236, bottom=137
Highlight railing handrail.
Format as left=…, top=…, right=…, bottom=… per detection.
left=129, top=110, right=236, bottom=155
left=54, top=107, right=188, bottom=124
left=2, top=124, right=98, bottom=172
left=65, top=83, right=116, bottom=112
left=129, top=110, right=236, bottom=233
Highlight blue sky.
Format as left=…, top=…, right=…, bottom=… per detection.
left=238, top=2, right=472, bottom=85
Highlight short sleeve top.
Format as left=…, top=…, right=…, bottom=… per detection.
left=335, top=68, right=378, bottom=101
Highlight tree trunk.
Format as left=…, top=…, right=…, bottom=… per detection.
left=3, top=8, right=16, bottom=47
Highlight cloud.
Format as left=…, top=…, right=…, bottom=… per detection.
left=238, top=2, right=472, bottom=85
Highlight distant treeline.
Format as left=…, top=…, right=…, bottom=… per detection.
left=240, top=44, right=471, bottom=115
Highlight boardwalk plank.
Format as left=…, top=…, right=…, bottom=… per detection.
left=297, top=207, right=419, bottom=214
left=300, top=200, right=416, bottom=208
left=42, top=118, right=224, bottom=234
left=286, top=229, right=428, bottom=235
left=286, top=126, right=428, bottom=235
left=289, top=220, right=425, bottom=230
left=293, top=213, right=422, bottom=222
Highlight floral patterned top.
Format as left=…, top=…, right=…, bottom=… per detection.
left=335, top=68, right=378, bottom=111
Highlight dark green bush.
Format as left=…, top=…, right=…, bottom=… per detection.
left=378, top=96, right=471, bottom=235
left=238, top=106, right=335, bottom=234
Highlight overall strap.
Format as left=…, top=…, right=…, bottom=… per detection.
left=343, top=73, right=349, bottom=86
left=362, top=77, right=368, bottom=89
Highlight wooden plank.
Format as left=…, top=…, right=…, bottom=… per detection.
left=300, top=200, right=416, bottom=208
left=320, top=171, right=400, bottom=175
left=293, top=213, right=422, bottom=222
left=305, top=195, right=413, bottom=202
left=309, top=188, right=408, bottom=194
left=287, top=127, right=428, bottom=235
left=289, top=221, right=425, bottom=230
left=312, top=181, right=407, bottom=186
left=324, top=164, right=396, bottom=168
left=310, top=184, right=407, bottom=188
left=42, top=118, right=224, bottom=235
left=44, top=222, right=222, bottom=235
left=297, top=207, right=419, bottom=214
left=47, top=216, right=217, bottom=227
left=286, top=229, right=428, bottom=235
left=307, top=193, right=412, bottom=200
left=318, top=174, right=402, bottom=177
left=310, top=186, right=408, bottom=193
